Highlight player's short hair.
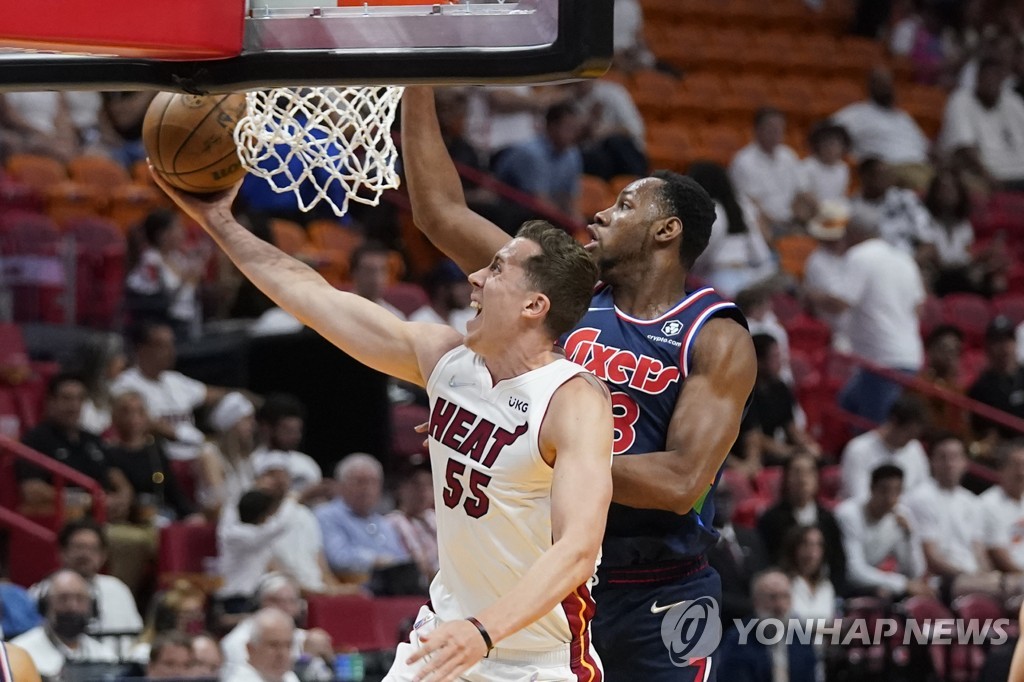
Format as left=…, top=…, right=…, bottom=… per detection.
left=46, top=371, right=86, bottom=399
left=650, top=170, right=716, bottom=269
left=128, top=319, right=173, bottom=349
left=58, top=518, right=107, bottom=550
left=870, top=463, right=904, bottom=488
left=886, top=394, right=927, bottom=427
left=256, top=393, right=307, bottom=426
left=515, top=220, right=599, bottom=339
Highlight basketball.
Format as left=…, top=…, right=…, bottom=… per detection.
left=143, top=92, right=249, bottom=194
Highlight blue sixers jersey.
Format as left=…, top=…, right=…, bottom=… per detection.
left=563, top=285, right=747, bottom=569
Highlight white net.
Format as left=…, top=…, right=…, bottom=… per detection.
left=234, top=86, right=405, bottom=217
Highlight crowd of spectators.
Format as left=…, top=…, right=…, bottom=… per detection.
left=2, top=0, right=1024, bottom=679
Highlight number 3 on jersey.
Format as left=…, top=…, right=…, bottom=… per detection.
left=611, top=391, right=639, bottom=454
left=442, top=459, right=492, bottom=518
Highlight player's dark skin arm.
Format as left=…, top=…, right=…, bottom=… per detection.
left=608, top=318, right=756, bottom=515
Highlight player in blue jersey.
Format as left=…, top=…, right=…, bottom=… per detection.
left=402, top=87, right=756, bottom=681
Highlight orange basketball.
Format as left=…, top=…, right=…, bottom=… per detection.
left=142, top=92, right=249, bottom=193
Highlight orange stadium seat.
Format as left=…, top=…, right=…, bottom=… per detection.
left=107, top=183, right=163, bottom=233
left=774, top=233, right=818, bottom=280
left=44, top=181, right=106, bottom=226
left=269, top=218, right=311, bottom=256
left=609, top=175, right=641, bottom=195
left=631, top=69, right=681, bottom=120
left=6, top=153, right=66, bottom=193
left=67, top=154, right=130, bottom=191
left=580, top=175, right=616, bottom=221
left=307, top=219, right=364, bottom=283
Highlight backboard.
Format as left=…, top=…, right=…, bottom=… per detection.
left=0, top=0, right=613, bottom=93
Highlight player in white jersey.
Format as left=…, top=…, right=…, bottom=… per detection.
left=1, top=642, right=42, bottom=682
left=154, top=173, right=614, bottom=682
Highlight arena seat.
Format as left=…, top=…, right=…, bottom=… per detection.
left=754, top=466, right=782, bottom=500
left=45, top=180, right=107, bottom=226
left=5, top=153, right=66, bottom=193
left=306, top=594, right=388, bottom=652
left=940, top=294, right=993, bottom=349
left=375, top=596, right=427, bottom=649
left=784, top=315, right=831, bottom=357
left=993, top=293, right=1024, bottom=326
left=580, top=175, right=616, bottom=222
left=0, top=211, right=67, bottom=323
left=67, top=155, right=131, bottom=191
left=107, top=183, right=163, bottom=233
left=65, top=217, right=125, bottom=329
left=158, top=522, right=216, bottom=575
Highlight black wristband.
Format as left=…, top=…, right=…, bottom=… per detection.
left=465, top=616, right=493, bottom=651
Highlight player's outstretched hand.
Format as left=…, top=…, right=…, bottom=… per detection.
left=148, top=162, right=243, bottom=230
left=408, top=619, right=488, bottom=682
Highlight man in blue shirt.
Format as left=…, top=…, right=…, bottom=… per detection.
left=493, top=103, right=584, bottom=216
left=314, top=453, right=409, bottom=587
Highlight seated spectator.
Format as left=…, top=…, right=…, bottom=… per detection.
left=492, top=103, right=584, bottom=217
left=12, top=569, right=117, bottom=679
left=147, top=633, right=194, bottom=680
left=915, top=324, right=969, bottom=437
left=850, top=157, right=933, bottom=256
left=835, top=209, right=926, bottom=423
left=612, top=0, right=658, bottom=73
left=197, top=392, right=257, bottom=518
left=386, top=465, right=439, bottom=593
left=750, top=334, right=821, bottom=462
left=968, top=316, right=1024, bottom=448
left=906, top=433, right=1001, bottom=599
left=833, top=67, right=933, bottom=190
left=836, top=465, right=931, bottom=599
left=69, top=333, right=127, bottom=437
left=798, top=120, right=852, bottom=204
left=0, top=92, right=79, bottom=161
left=708, top=479, right=769, bottom=627
left=107, top=391, right=200, bottom=524
left=111, top=321, right=228, bottom=462
left=253, top=455, right=353, bottom=596
left=735, top=284, right=794, bottom=386
left=941, top=55, right=1024, bottom=192
left=688, top=162, right=776, bottom=299
left=18, top=373, right=133, bottom=520
left=315, top=453, right=410, bottom=587
left=216, top=490, right=292, bottom=609
left=470, top=86, right=545, bottom=163
left=980, top=440, right=1024, bottom=574
left=101, top=91, right=155, bottom=168
left=781, top=525, right=837, bottom=622
left=349, top=241, right=405, bottom=318
left=727, top=404, right=766, bottom=480
left=41, top=520, right=144, bottom=642
left=803, top=199, right=852, bottom=350
left=191, top=634, right=224, bottom=679
left=0, top=564, right=42, bottom=640
left=729, top=107, right=803, bottom=230
left=840, top=395, right=930, bottom=500
left=125, top=210, right=208, bottom=341
left=131, top=580, right=207, bottom=664
left=716, top=570, right=817, bottom=682
left=220, top=574, right=313, bottom=678
left=225, top=608, right=300, bottom=682
left=889, top=0, right=959, bottom=86
left=758, top=452, right=846, bottom=591
left=571, top=79, right=649, bottom=180
left=252, top=394, right=325, bottom=503
left=409, top=260, right=475, bottom=335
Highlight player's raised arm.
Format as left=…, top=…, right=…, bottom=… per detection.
left=151, top=174, right=461, bottom=387
left=408, top=375, right=613, bottom=681
left=401, top=86, right=510, bottom=274
left=612, top=318, right=756, bottom=514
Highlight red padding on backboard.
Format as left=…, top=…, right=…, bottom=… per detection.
left=1, top=0, right=245, bottom=60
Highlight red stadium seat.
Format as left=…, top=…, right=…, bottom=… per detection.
left=375, top=596, right=427, bottom=649
left=789, top=350, right=820, bottom=390
left=168, top=459, right=198, bottom=510
left=818, top=464, right=841, bottom=503
left=755, top=466, right=783, bottom=500
left=66, top=217, right=126, bottom=329
left=941, top=294, right=993, bottom=349
left=918, top=295, right=944, bottom=338
left=993, top=293, right=1024, bottom=326
left=721, top=467, right=755, bottom=500
left=769, top=292, right=803, bottom=327
left=390, top=403, right=429, bottom=461
left=306, top=594, right=388, bottom=651
left=158, top=522, right=216, bottom=574
left=784, top=315, right=831, bottom=357
left=0, top=211, right=66, bottom=323
left=383, top=283, right=430, bottom=319
left=732, top=495, right=771, bottom=528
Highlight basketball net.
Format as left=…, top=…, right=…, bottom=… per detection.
left=234, top=86, right=405, bottom=217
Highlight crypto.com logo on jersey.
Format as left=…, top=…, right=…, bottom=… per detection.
left=658, top=596, right=1012, bottom=665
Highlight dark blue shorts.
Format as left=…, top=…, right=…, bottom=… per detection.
left=592, top=561, right=721, bottom=682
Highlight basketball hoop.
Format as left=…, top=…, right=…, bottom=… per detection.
left=234, top=86, right=405, bottom=217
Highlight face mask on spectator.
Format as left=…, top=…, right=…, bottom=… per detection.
left=52, top=611, right=89, bottom=639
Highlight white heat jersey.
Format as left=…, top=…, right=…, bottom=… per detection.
left=425, top=345, right=601, bottom=655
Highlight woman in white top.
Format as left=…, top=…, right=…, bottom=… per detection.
left=798, top=121, right=851, bottom=204
left=197, top=392, right=257, bottom=519
left=125, top=209, right=208, bottom=341
left=781, top=525, right=837, bottom=622
left=71, top=333, right=127, bottom=436
left=688, top=161, right=777, bottom=298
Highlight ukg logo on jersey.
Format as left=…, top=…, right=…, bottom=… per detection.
left=659, top=597, right=722, bottom=666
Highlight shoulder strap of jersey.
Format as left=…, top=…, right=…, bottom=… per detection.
left=0, top=642, right=13, bottom=682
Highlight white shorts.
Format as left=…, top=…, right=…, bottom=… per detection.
left=383, top=606, right=603, bottom=682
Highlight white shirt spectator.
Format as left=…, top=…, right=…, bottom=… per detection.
left=840, top=430, right=930, bottom=501
left=216, top=499, right=292, bottom=598
left=225, top=662, right=300, bottom=682
left=922, top=218, right=974, bottom=267
left=577, top=80, right=647, bottom=151
left=692, top=199, right=776, bottom=299
left=905, top=480, right=984, bottom=574
left=835, top=499, right=927, bottom=594
left=92, top=574, right=143, bottom=637
left=833, top=101, right=930, bottom=164
left=613, top=0, right=644, bottom=53
left=221, top=617, right=306, bottom=680
left=269, top=499, right=327, bottom=593
left=469, top=86, right=540, bottom=155
left=840, top=238, right=925, bottom=369
left=979, top=485, right=1024, bottom=570
left=250, top=448, right=323, bottom=495
left=408, top=306, right=474, bottom=336
left=729, top=142, right=803, bottom=224
left=11, top=626, right=117, bottom=678
left=110, top=368, right=207, bottom=461
left=798, top=156, right=850, bottom=202
left=125, top=248, right=200, bottom=333
left=940, top=88, right=1024, bottom=182
left=789, top=575, right=836, bottom=622
left=3, top=92, right=64, bottom=136
left=851, top=189, right=933, bottom=255
left=804, top=246, right=851, bottom=349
